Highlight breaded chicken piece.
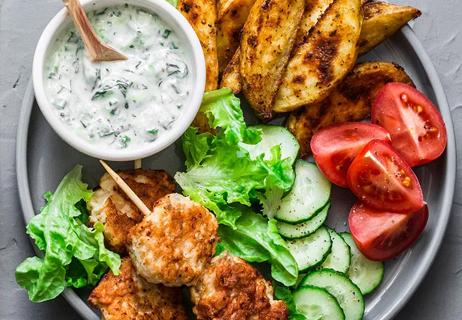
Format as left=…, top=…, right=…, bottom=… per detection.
left=128, top=193, right=218, bottom=287
left=89, top=258, right=188, bottom=320
left=88, top=170, right=175, bottom=253
left=190, top=253, right=288, bottom=320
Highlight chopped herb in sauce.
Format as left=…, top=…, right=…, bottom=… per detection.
left=147, top=129, right=159, bottom=135
left=162, top=29, right=171, bottom=39
left=119, top=135, right=131, bottom=148
left=44, top=4, right=191, bottom=150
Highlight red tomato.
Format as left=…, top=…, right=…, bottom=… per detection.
left=347, top=139, right=424, bottom=213
left=372, top=82, right=447, bottom=167
left=348, top=202, right=429, bottom=261
left=311, top=122, right=391, bottom=187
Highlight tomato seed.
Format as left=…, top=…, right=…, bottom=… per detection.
left=402, top=176, right=412, bottom=188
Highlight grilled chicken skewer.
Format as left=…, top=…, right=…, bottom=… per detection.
left=97, top=160, right=219, bottom=287
left=99, top=160, right=151, bottom=216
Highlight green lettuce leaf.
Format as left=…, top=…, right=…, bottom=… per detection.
left=16, top=257, right=66, bottom=303
left=16, top=166, right=121, bottom=302
left=176, top=140, right=274, bottom=226
left=218, top=210, right=298, bottom=286
left=182, top=127, right=212, bottom=170
left=175, top=88, right=297, bottom=286
left=200, top=88, right=261, bottom=145
left=259, top=146, right=295, bottom=218
left=175, top=89, right=294, bottom=227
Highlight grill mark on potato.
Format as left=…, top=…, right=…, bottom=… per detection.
left=358, top=39, right=369, bottom=47
left=339, top=74, right=392, bottom=102
left=301, top=35, right=339, bottom=85
left=182, top=3, right=191, bottom=13
left=364, top=4, right=384, bottom=19
left=293, top=75, right=305, bottom=83
left=240, top=0, right=305, bottom=120
left=317, top=37, right=338, bottom=84
left=261, top=0, right=272, bottom=10
left=247, top=35, right=258, bottom=47
left=294, top=0, right=337, bottom=49
left=232, top=29, right=242, bottom=43
left=273, top=0, right=361, bottom=112
left=191, top=13, right=199, bottom=22
left=304, top=1, right=314, bottom=16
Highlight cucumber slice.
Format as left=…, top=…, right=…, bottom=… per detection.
left=277, top=203, right=330, bottom=239
left=301, top=269, right=365, bottom=320
left=294, top=285, right=345, bottom=320
left=287, top=226, right=332, bottom=271
left=340, top=232, right=384, bottom=295
left=240, top=125, right=299, bottom=165
left=275, top=160, right=331, bottom=224
left=320, top=229, right=351, bottom=273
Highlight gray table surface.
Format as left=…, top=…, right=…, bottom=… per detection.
left=1, top=0, right=461, bottom=319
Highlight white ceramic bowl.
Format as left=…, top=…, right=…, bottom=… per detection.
left=33, top=0, right=205, bottom=161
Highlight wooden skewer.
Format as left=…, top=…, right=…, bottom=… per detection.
left=63, top=0, right=127, bottom=62
left=134, top=159, right=142, bottom=169
left=99, top=160, right=151, bottom=216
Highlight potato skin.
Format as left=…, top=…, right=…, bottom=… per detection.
left=178, top=0, right=219, bottom=91
left=358, top=1, right=421, bottom=55
left=216, top=0, right=255, bottom=73
left=273, top=0, right=363, bottom=113
left=287, top=61, right=414, bottom=157
left=220, top=47, right=242, bottom=93
left=218, top=0, right=334, bottom=96
left=294, top=0, right=335, bottom=48
left=240, top=0, right=305, bottom=120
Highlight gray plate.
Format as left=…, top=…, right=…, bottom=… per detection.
left=16, top=25, right=456, bottom=320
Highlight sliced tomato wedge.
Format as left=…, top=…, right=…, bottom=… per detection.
left=348, top=202, right=429, bottom=261
left=347, top=139, right=424, bottom=213
left=372, top=82, right=447, bottom=167
left=311, top=122, right=391, bottom=187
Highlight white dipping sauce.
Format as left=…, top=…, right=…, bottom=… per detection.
left=45, top=4, right=191, bottom=149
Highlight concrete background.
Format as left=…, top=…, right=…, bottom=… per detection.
left=1, top=0, right=461, bottom=318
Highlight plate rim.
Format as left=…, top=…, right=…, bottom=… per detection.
left=16, top=25, right=456, bottom=320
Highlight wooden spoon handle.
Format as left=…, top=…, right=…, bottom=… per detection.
left=64, top=0, right=127, bottom=61
left=99, top=160, right=151, bottom=216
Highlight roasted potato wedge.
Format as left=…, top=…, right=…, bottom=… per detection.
left=178, top=0, right=219, bottom=91
left=273, top=0, right=363, bottom=113
left=359, top=1, right=421, bottom=55
left=220, top=48, right=242, bottom=93
left=217, top=0, right=255, bottom=73
left=240, top=0, right=305, bottom=120
left=294, top=0, right=335, bottom=48
left=218, top=0, right=334, bottom=95
left=287, top=61, right=414, bottom=157
left=217, top=0, right=237, bottom=17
